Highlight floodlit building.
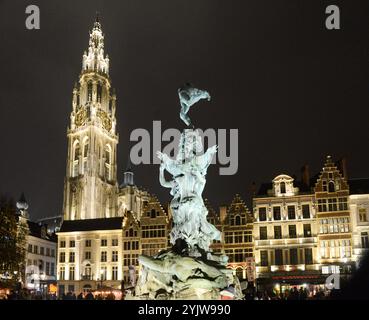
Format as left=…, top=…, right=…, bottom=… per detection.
left=253, top=172, right=320, bottom=292
left=209, top=195, right=254, bottom=282
left=348, top=178, right=369, bottom=268
left=56, top=18, right=166, bottom=296
left=16, top=194, right=57, bottom=295
left=314, top=156, right=355, bottom=277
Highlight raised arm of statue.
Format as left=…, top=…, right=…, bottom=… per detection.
left=197, top=145, right=218, bottom=175
left=159, top=164, right=173, bottom=189
left=157, top=150, right=183, bottom=176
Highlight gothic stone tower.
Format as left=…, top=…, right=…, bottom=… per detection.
left=63, top=18, right=118, bottom=221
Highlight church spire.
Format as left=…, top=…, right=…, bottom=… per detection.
left=82, top=15, right=109, bottom=75
left=63, top=17, right=118, bottom=220
left=121, top=157, right=135, bottom=187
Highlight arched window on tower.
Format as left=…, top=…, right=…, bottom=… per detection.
left=104, top=144, right=111, bottom=180
left=328, top=181, right=335, bottom=193
left=73, top=140, right=80, bottom=177
left=280, top=182, right=286, bottom=194
left=82, top=137, right=89, bottom=174
left=97, top=82, right=102, bottom=103
left=87, top=81, right=93, bottom=102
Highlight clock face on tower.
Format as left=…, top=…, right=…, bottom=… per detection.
left=97, top=109, right=112, bottom=131
left=75, top=108, right=87, bottom=127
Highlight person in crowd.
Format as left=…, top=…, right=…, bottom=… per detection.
left=85, top=291, right=94, bottom=300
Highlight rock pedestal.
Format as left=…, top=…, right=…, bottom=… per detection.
left=134, top=248, right=243, bottom=300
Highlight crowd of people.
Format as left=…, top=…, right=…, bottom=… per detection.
left=3, top=285, right=339, bottom=300
left=3, top=289, right=121, bottom=300
left=242, top=285, right=339, bottom=300
left=60, top=291, right=118, bottom=300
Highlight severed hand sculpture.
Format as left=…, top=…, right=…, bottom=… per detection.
left=178, top=83, right=211, bottom=127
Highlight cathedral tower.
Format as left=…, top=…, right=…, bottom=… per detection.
left=63, top=17, right=118, bottom=220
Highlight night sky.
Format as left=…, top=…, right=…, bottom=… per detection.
left=0, top=0, right=368, bottom=220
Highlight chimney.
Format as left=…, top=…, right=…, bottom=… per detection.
left=301, top=164, right=310, bottom=187
left=219, top=206, right=227, bottom=224
left=337, top=157, right=348, bottom=180
left=250, top=181, right=257, bottom=197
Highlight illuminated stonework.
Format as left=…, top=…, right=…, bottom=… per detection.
left=63, top=18, right=118, bottom=221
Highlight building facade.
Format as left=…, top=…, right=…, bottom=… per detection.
left=15, top=194, right=57, bottom=295
left=25, top=221, right=57, bottom=295
left=56, top=19, right=167, bottom=296
left=348, top=179, right=369, bottom=268
left=253, top=174, right=320, bottom=292
left=314, top=156, right=354, bottom=277
left=209, top=195, right=254, bottom=282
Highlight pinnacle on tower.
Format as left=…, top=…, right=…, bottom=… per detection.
left=82, top=15, right=109, bottom=74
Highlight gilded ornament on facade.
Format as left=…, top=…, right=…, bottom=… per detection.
left=97, top=109, right=112, bottom=131
left=75, top=109, right=87, bottom=127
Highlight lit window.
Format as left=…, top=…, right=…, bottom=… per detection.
left=359, top=208, right=367, bottom=222
left=280, top=182, right=286, bottom=194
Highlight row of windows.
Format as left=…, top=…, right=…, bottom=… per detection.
left=224, top=231, right=252, bottom=244
left=59, top=265, right=119, bottom=281
left=124, top=225, right=166, bottom=239
left=123, top=241, right=139, bottom=251
left=27, top=244, right=55, bottom=257
left=27, top=260, right=55, bottom=276
left=141, top=243, right=166, bottom=257
left=59, top=251, right=118, bottom=263
left=141, top=225, right=166, bottom=238
left=320, top=240, right=351, bottom=259
left=225, top=248, right=253, bottom=263
left=259, top=224, right=312, bottom=240
left=146, top=209, right=162, bottom=218
left=125, top=228, right=138, bottom=238
left=59, top=238, right=118, bottom=248
left=228, top=215, right=248, bottom=226
left=123, top=254, right=139, bottom=267
left=317, top=198, right=348, bottom=212
left=321, top=179, right=339, bottom=193
left=260, top=248, right=313, bottom=266
left=319, top=218, right=350, bottom=234
left=258, top=205, right=311, bottom=221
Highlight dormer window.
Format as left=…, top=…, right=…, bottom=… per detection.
left=280, top=182, right=286, bottom=194
left=273, top=175, right=295, bottom=197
